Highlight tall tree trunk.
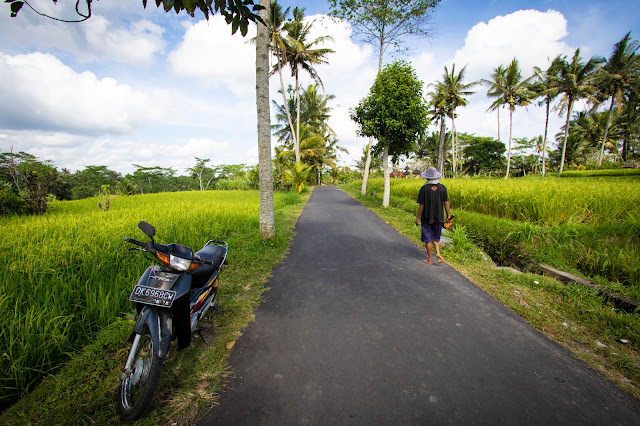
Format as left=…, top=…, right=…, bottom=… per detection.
left=256, top=0, right=275, bottom=238
left=558, top=100, right=574, bottom=176
left=295, top=73, right=301, bottom=163
left=598, top=96, right=615, bottom=167
left=361, top=137, right=373, bottom=195
left=437, top=117, right=446, bottom=174
left=382, top=144, right=390, bottom=208
left=497, top=107, right=501, bottom=143
left=542, top=99, right=550, bottom=177
left=276, top=57, right=297, bottom=154
left=505, top=108, right=513, bottom=179
left=451, top=115, right=457, bottom=176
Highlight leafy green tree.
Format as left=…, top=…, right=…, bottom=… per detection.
left=553, top=49, right=604, bottom=175
left=130, top=165, right=176, bottom=193
left=0, top=151, right=65, bottom=214
left=594, top=32, right=639, bottom=166
left=329, top=0, right=441, bottom=195
left=433, top=64, right=478, bottom=175
left=186, top=157, right=217, bottom=191
left=351, top=60, right=428, bottom=207
left=70, top=165, right=121, bottom=199
left=461, top=136, right=506, bottom=175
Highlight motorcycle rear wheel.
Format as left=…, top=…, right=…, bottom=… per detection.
left=117, top=329, right=164, bottom=421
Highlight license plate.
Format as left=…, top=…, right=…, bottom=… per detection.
left=129, top=284, right=177, bottom=307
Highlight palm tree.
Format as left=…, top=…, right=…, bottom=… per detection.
left=426, top=86, right=449, bottom=175
left=299, top=83, right=336, bottom=135
left=283, top=161, right=313, bottom=192
left=434, top=64, right=478, bottom=175
left=531, top=55, right=563, bottom=176
left=282, top=7, right=334, bottom=162
left=553, top=49, right=604, bottom=175
left=268, top=1, right=297, bottom=155
left=594, top=32, right=639, bottom=166
left=486, top=58, right=535, bottom=178
left=483, top=64, right=506, bottom=144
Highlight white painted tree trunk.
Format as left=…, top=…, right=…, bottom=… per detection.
left=361, top=137, right=373, bottom=195
left=382, top=144, right=390, bottom=208
left=505, top=108, right=513, bottom=179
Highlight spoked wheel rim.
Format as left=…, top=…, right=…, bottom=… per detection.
left=117, top=328, right=165, bottom=421
left=120, top=333, right=154, bottom=410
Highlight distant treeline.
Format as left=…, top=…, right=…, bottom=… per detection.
left=0, top=151, right=360, bottom=216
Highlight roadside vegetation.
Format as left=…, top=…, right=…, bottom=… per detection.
left=343, top=177, right=640, bottom=399
left=0, top=190, right=309, bottom=423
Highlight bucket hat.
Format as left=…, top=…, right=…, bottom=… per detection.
left=420, top=167, right=441, bottom=180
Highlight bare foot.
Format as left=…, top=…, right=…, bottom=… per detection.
left=422, top=259, right=433, bottom=264
left=436, top=255, right=444, bottom=263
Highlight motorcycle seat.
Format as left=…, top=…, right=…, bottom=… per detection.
left=192, top=244, right=226, bottom=281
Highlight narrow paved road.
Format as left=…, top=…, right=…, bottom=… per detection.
left=199, top=186, right=640, bottom=425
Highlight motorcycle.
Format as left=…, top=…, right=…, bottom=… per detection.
left=117, top=221, right=227, bottom=421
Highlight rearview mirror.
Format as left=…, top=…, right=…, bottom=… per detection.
left=138, top=221, right=156, bottom=239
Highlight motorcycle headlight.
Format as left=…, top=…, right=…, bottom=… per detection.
left=169, top=254, right=192, bottom=271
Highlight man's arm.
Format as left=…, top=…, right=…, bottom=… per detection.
left=444, top=201, right=451, bottom=221
left=416, top=204, right=424, bottom=226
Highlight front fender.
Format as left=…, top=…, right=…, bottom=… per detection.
left=133, top=306, right=172, bottom=358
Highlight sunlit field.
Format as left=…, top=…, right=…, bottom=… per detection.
left=351, top=175, right=640, bottom=291
left=0, top=190, right=304, bottom=410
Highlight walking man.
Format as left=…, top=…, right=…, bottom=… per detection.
left=415, top=167, right=451, bottom=264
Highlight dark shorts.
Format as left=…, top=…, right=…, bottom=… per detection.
left=421, top=222, right=442, bottom=243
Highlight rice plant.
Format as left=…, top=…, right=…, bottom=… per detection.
left=0, top=190, right=303, bottom=410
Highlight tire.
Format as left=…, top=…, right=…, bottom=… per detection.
left=117, top=329, right=164, bottom=421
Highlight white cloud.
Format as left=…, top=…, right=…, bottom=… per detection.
left=449, top=9, right=572, bottom=83
left=0, top=8, right=166, bottom=67
left=167, top=15, right=257, bottom=95
left=0, top=52, right=172, bottom=135
left=82, top=16, right=166, bottom=67
left=415, top=9, right=576, bottom=144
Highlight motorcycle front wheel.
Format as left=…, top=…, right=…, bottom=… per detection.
left=117, top=329, right=164, bottom=421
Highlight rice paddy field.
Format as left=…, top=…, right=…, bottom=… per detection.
left=349, top=174, right=640, bottom=297
left=0, top=190, right=306, bottom=412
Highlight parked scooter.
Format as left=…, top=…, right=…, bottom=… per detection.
left=117, top=221, right=227, bottom=421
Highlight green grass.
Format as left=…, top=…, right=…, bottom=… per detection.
left=342, top=184, right=640, bottom=400
left=0, top=190, right=309, bottom=420
left=347, top=176, right=640, bottom=293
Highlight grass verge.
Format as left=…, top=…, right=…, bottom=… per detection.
left=342, top=185, right=640, bottom=400
left=0, top=190, right=311, bottom=425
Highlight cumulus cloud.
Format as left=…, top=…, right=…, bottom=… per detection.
left=0, top=10, right=165, bottom=67
left=0, top=52, right=172, bottom=135
left=415, top=9, right=576, bottom=144
left=82, top=16, right=166, bottom=67
left=167, top=15, right=257, bottom=95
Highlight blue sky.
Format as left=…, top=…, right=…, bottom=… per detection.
left=0, top=0, right=638, bottom=174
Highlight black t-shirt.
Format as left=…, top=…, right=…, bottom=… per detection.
left=417, top=183, right=448, bottom=224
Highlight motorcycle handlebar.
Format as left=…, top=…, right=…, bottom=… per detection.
left=124, top=236, right=146, bottom=248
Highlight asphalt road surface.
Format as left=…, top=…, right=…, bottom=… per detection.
left=198, top=186, right=640, bottom=425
